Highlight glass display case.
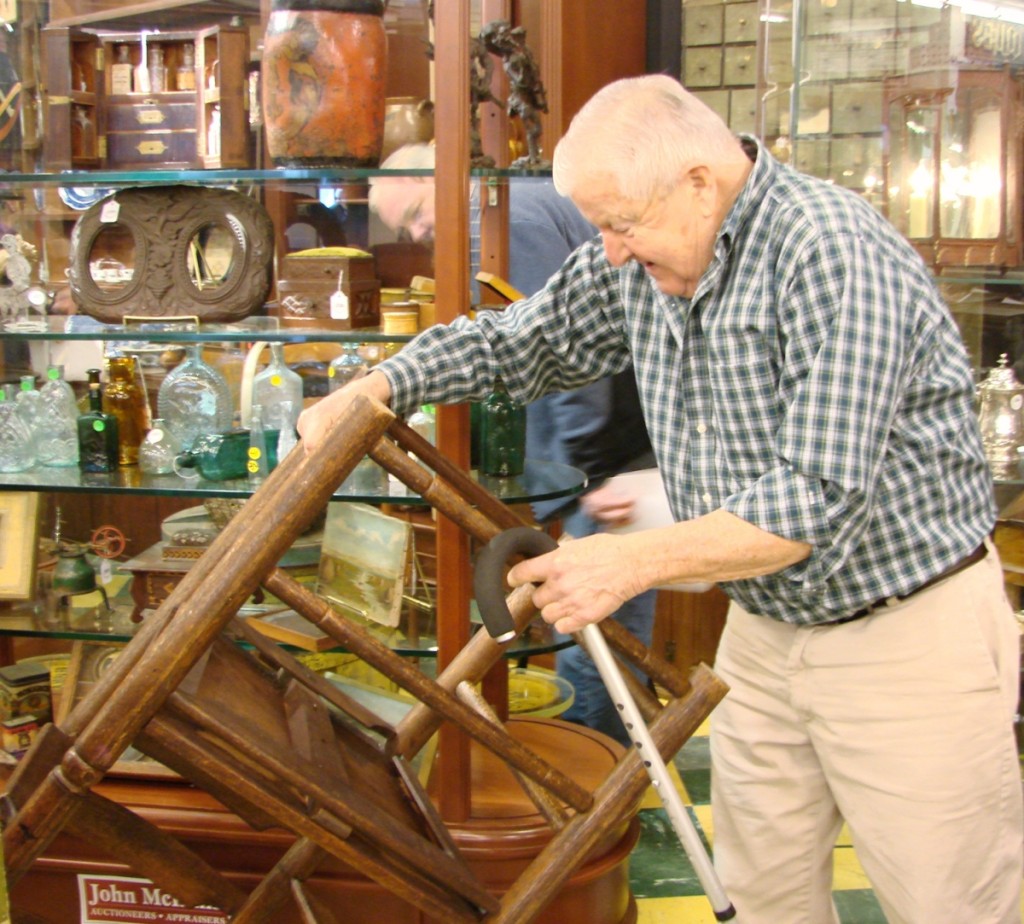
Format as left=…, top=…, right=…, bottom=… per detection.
left=739, top=1, right=1024, bottom=392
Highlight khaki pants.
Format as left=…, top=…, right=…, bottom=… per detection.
left=710, top=545, right=1023, bottom=924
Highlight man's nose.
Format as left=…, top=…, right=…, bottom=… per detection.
left=409, top=218, right=434, bottom=243
left=600, top=229, right=632, bottom=267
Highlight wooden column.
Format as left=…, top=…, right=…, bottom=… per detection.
left=432, top=0, right=473, bottom=823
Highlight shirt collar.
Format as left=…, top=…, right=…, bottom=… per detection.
left=716, top=134, right=777, bottom=255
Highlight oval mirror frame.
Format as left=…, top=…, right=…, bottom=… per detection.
left=69, top=185, right=274, bottom=323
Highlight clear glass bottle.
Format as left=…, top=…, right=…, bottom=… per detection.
left=15, top=375, right=42, bottom=454
left=207, top=105, right=221, bottom=158
left=138, top=418, right=178, bottom=476
left=103, top=354, right=152, bottom=465
left=176, top=42, right=197, bottom=91
left=78, top=368, right=120, bottom=474
left=480, top=378, right=526, bottom=477
left=111, top=44, right=133, bottom=94
left=408, top=404, right=436, bottom=445
left=147, top=44, right=167, bottom=93
left=71, top=106, right=95, bottom=159
left=36, top=365, right=80, bottom=467
left=173, top=427, right=280, bottom=482
left=328, top=342, right=368, bottom=393
left=251, top=342, right=303, bottom=439
left=0, top=384, right=35, bottom=473
left=247, top=404, right=270, bottom=486
left=157, top=343, right=233, bottom=452
left=211, top=341, right=246, bottom=425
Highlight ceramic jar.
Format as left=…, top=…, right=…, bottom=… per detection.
left=381, top=96, right=435, bottom=161
left=262, top=0, right=387, bottom=167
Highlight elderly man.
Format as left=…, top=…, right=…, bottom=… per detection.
left=302, top=75, right=1023, bottom=923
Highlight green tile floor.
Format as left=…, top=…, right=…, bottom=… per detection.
left=628, top=720, right=1024, bottom=924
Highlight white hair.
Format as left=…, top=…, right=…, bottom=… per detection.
left=368, top=143, right=435, bottom=215
left=552, top=74, right=746, bottom=203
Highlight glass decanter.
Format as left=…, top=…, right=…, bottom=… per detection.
left=0, top=384, right=35, bottom=473
left=157, top=343, right=233, bottom=452
left=251, top=342, right=303, bottom=439
left=14, top=375, right=42, bottom=456
left=36, top=365, right=80, bottom=467
left=328, top=342, right=368, bottom=393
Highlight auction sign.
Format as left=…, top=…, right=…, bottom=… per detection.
left=77, top=875, right=229, bottom=924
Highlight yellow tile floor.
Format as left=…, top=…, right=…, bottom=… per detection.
left=629, top=720, right=1024, bottom=923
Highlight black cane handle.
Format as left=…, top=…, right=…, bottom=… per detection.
left=474, top=527, right=558, bottom=642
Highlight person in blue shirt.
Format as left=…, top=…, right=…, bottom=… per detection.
left=305, top=77, right=1023, bottom=923
left=369, top=143, right=658, bottom=746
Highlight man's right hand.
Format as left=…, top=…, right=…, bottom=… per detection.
left=296, top=369, right=393, bottom=454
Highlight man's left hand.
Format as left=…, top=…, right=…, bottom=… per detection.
left=506, top=533, right=647, bottom=633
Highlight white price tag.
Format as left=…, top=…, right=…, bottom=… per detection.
left=330, top=290, right=349, bottom=320
left=99, top=200, right=121, bottom=223
left=330, top=270, right=349, bottom=320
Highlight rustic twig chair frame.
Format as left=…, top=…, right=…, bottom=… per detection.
left=1, top=395, right=727, bottom=923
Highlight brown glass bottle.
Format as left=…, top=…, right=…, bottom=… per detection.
left=103, top=355, right=152, bottom=465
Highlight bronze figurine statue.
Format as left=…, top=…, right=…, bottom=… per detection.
left=479, top=20, right=550, bottom=169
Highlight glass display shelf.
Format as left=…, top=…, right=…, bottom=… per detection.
left=0, top=167, right=551, bottom=188
left=0, top=584, right=572, bottom=660
left=0, top=458, right=587, bottom=504
left=0, top=314, right=416, bottom=344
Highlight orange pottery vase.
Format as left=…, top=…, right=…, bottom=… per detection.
left=262, top=0, right=387, bottom=167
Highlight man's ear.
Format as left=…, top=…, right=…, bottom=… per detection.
left=682, top=165, right=716, bottom=216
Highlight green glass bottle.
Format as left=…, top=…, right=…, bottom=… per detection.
left=78, top=368, right=120, bottom=473
left=480, top=377, right=526, bottom=477
left=173, top=427, right=280, bottom=482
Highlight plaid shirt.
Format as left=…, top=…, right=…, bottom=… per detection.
left=380, top=137, right=995, bottom=624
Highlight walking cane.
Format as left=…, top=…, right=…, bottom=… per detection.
left=474, top=527, right=737, bottom=922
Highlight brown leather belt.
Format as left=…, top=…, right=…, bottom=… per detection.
left=832, top=543, right=988, bottom=625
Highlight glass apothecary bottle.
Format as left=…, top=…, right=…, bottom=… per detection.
left=158, top=343, right=233, bottom=452
left=78, top=369, right=119, bottom=474
left=103, top=355, right=152, bottom=465
left=147, top=44, right=167, bottom=93
left=328, top=342, right=368, bottom=393
left=176, top=42, right=197, bottom=91
left=480, top=378, right=525, bottom=477
left=36, top=365, right=79, bottom=467
left=0, top=384, right=35, bottom=473
left=111, top=44, right=133, bottom=94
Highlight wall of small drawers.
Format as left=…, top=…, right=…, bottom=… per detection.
left=680, top=0, right=944, bottom=205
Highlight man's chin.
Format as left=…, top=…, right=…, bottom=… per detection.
left=647, top=269, right=692, bottom=298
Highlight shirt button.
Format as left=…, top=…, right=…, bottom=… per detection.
left=702, top=492, right=713, bottom=506
left=696, top=422, right=708, bottom=434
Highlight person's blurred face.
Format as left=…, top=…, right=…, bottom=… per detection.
left=571, top=171, right=718, bottom=299
left=373, top=177, right=436, bottom=243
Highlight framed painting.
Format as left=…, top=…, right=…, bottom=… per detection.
left=0, top=492, right=41, bottom=601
